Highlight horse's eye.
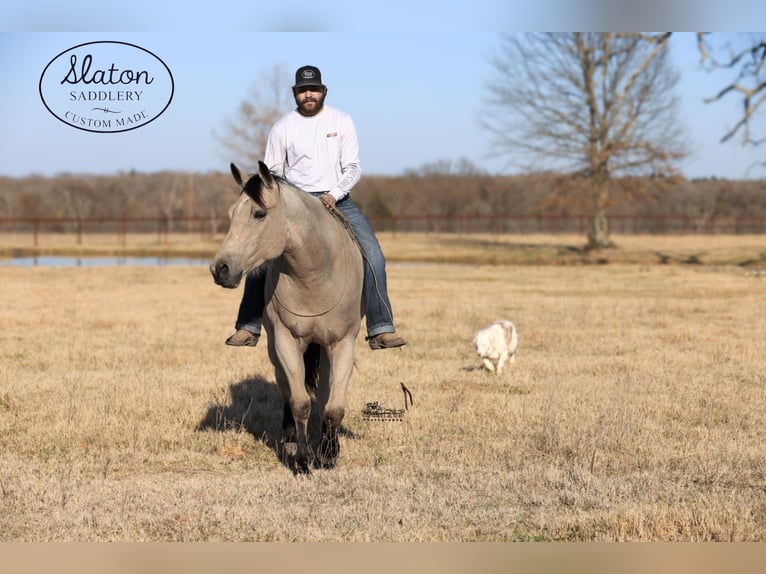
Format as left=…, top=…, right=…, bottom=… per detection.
left=252, top=209, right=267, bottom=221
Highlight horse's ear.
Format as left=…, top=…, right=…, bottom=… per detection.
left=230, top=163, right=243, bottom=187
left=257, top=161, right=274, bottom=188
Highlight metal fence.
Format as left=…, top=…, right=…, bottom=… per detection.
left=370, top=214, right=766, bottom=235
left=1, top=214, right=765, bottom=247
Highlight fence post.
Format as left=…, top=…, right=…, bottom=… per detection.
left=119, top=218, right=127, bottom=246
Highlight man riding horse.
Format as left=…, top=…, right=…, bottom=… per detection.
left=225, top=65, right=407, bottom=352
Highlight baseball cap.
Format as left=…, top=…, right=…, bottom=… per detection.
left=293, top=65, right=326, bottom=89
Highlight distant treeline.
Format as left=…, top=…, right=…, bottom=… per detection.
left=1, top=170, right=765, bottom=225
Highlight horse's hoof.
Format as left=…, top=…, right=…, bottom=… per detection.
left=294, top=460, right=311, bottom=475
left=278, top=440, right=298, bottom=468
left=319, top=456, right=337, bottom=470
left=319, top=436, right=339, bottom=469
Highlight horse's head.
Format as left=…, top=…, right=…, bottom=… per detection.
left=210, top=161, right=287, bottom=288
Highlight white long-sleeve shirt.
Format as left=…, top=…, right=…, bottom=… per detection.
left=263, top=104, right=361, bottom=202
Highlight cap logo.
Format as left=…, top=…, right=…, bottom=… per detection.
left=301, top=70, right=316, bottom=80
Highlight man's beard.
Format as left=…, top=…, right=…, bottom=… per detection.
left=297, top=93, right=325, bottom=116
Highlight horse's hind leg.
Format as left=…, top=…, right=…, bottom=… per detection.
left=319, top=422, right=340, bottom=469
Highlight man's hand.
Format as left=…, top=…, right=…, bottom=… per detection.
left=319, top=193, right=337, bottom=209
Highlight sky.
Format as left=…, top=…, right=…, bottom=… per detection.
left=1, top=2, right=765, bottom=180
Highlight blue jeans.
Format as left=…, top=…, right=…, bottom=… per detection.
left=234, top=194, right=396, bottom=338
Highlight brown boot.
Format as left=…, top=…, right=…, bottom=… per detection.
left=225, top=329, right=260, bottom=347
left=367, top=332, right=407, bottom=350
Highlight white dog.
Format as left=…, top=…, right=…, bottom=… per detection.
left=473, top=320, right=519, bottom=374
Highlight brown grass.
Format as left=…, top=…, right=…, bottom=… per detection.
left=0, top=234, right=765, bottom=541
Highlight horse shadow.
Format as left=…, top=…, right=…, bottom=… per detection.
left=196, top=375, right=357, bottom=474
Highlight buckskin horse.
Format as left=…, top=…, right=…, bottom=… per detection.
left=210, top=162, right=363, bottom=474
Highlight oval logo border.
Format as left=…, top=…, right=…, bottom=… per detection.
left=39, top=40, right=175, bottom=134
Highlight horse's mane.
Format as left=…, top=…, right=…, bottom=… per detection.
left=242, top=171, right=302, bottom=210
left=240, top=167, right=361, bottom=253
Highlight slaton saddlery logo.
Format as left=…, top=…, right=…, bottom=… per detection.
left=39, top=40, right=174, bottom=133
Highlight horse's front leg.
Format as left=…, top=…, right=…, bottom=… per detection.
left=271, top=340, right=312, bottom=474
left=288, top=392, right=312, bottom=475
left=318, top=337, right=355, bottom=469
left=274, top=363, right=295, bottom=439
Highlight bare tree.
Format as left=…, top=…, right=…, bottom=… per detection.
left=482, top=33, right=688, bottom=249
left=214, top=63, right=294, bottom=170
left=59, top=176, right=97, bottom=221
left=402, top=158, right=487, bottom=177
left=697, top=33, right=766, bottom=172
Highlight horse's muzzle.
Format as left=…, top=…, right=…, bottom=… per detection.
left=210, top=260, right=243, bottom=289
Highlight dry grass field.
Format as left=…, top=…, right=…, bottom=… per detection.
left=0, top=233, right=765, bottom=541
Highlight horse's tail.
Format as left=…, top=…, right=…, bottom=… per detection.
left=303, top=342, right=321, bottom=398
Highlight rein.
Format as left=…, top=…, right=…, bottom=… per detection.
left=271, top=264, right=348, bottom=318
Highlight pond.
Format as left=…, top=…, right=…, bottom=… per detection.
left=0, top=256, right=211, bottom=267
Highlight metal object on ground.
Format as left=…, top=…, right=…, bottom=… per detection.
left=362, top=383, right=414, bottom=422
left=362, top=401, right=405, bottom=421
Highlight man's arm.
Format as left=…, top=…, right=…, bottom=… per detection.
left=328, top=114, right=361, bottom=202
left=263, top=126, right=286, bottom=177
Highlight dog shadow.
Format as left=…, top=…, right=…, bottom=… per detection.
left=196, top=375, right=357, bottom=473
left=462, top=365, right=485, bottom=372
